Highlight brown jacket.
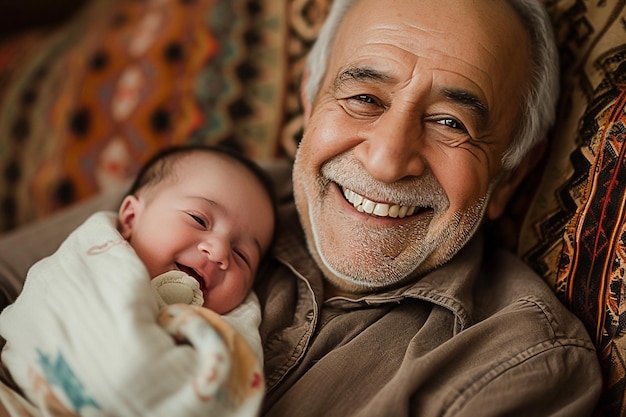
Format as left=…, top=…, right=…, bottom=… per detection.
left=255, top=201, right=602, bottom=417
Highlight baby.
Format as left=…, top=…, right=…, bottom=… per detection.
left=0, top=144, right=276, bottom=417
left=118, top=145, right=276, bottom=314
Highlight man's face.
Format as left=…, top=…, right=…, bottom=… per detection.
left=293, top=0, right=532, bottom=294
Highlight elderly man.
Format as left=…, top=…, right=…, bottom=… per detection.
left=254, top=0, right=602, bottom=415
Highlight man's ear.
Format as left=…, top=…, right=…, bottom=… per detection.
left=118, top=195, right=140, bottom=240
left=300, top=69, right=312, bottom=125
left=487, top=140, right=547, bottom=220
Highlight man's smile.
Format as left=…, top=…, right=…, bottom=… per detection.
left=342, top=187, right=418, bottom=218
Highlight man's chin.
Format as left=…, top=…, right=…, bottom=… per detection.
left=306, top=231, right=431, bottom=293
left=300, top=204, right=433, bottom=293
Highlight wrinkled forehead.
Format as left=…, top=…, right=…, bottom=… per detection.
left=333, top=0, right=530, bottom=92
left=339, top=0, right=528, bottom=51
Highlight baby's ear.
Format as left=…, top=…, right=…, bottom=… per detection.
left=118, top=195, right=140, bottom=239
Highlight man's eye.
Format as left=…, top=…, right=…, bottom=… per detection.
left=353, top=94, right=377, bottom=104
left=342, top=94, right=385, bottom=118
left=188, top=214, right=206, bottom=227
left=437, top=118, right=466, bottom=132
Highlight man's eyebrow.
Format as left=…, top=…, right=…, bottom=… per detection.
left=335, top=66, right=392, bottom=88
left=442, top=88, right=489, bottom=128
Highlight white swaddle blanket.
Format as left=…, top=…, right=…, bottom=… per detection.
left=0, top=211, right=264, bottom=417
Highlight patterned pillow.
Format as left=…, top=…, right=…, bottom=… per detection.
left=514, top=1, right=626, bottom=415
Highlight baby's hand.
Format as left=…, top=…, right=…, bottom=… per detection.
left=151, top=271, right=204, bottom=308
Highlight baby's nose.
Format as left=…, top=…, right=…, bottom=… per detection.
left=198, top=239, right=229, bottom=270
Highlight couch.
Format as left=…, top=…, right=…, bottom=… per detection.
left=0, top=0, right=624, bottom=415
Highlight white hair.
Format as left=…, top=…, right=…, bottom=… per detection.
left=304, top=0, right=559, bottom=170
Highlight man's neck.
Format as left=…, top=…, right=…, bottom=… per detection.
left=323, top=279, right=359, bottom=301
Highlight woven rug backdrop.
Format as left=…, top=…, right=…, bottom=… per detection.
left=0, top=0, right=330, bottom=231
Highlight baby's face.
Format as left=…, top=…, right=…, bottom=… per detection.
left=119, top=152, right=275, bottom=314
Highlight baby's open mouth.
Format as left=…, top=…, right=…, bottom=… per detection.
left=175, top=263, right=206, bottom=293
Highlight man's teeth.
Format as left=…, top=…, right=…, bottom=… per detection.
left=343, top=188, right=416, bottom=218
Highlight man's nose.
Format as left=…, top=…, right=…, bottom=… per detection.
left=353, top=110, right=426, bottom=183
left=198, top=237, right=229, bottom=270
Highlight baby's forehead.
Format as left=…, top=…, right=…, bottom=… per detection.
left=176, top=151, right=272, bottom=203
left=160, top=152, right=227, bottom=184
left=166, top=150, right=274, bottom=216
left=185, top=152, right=270, bottom=194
